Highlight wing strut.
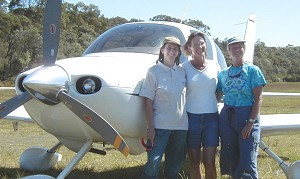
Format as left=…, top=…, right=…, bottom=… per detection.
left=260, top=140, right=300, bottom=178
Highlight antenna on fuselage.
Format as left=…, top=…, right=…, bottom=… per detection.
left=180, top=2, right=189, bottom=24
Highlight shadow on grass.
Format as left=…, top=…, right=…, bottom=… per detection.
left=0, top=161, right=188, bottom=179
left=258, top=153, right=291, bottom=161
left=0, top=165, right=145, bottom=179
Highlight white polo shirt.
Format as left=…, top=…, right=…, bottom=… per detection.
left=140, top=61, right=188, bottom=130
left=181, top=60, right=220, bottom=114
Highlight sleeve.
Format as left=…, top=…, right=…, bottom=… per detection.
left=251, top=65, right=267, bottom=88
left=217, top=71, right=223, bottom=92
left=139, top=70, right=156, bottom=100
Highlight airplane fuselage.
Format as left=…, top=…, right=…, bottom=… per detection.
left=12, top=21, right=226, bottom=155
left=16, top=53, right=160, bottom=154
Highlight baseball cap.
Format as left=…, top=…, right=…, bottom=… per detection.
left=163, top=36, right=181, bottom=46
left=227, top=36, right=245, bottom=46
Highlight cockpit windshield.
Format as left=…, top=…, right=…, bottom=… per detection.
left=83, top=23, right=186, bottom=55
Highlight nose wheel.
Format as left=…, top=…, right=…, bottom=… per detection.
left=20, top=142, right=62, bottom=171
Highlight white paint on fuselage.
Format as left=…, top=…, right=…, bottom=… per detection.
left=18, top=52, right=157, bottom=154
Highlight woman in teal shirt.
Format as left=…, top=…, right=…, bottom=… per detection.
left=217, top=37, right=267, bottom=179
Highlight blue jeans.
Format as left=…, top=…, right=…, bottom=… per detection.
left=219, top=104, right=260, bottom=179
left=141, top=129, right=187, bottom=179
left=187, top=112, right=219, bottom=148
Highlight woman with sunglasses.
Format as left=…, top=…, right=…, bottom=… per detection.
left=217, top=37, right=267, bottom=179
left=139, top=36, right=188, bottom=179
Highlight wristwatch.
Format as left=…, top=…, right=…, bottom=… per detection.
left=248, top=118, right=256, bottom=123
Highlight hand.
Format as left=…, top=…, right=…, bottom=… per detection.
left=242, top=122, right=253, bottom=139
left=147, top=128, right=155, bottom=144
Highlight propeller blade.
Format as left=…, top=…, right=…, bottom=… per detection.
left=43, top=0, right=62, bottom=66
left=0, top=91, right=32, bottom=119
left=57, top=91, right=129, bottom=156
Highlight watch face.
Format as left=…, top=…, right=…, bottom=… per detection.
left=249, top=119, right=255, bottom=122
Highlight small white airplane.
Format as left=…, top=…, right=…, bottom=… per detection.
left=0, top=1, right=300, bottom=178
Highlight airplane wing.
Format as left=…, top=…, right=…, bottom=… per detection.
left=1, top=104, right=33, bottom=122
left=263, top=92, right=300, bottom=96
left=260, top=113, right=300, bottom=136
left=260, top=91, right=300, bottom=136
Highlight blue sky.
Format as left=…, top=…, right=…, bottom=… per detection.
left=65, top=0, right=300, bottom=47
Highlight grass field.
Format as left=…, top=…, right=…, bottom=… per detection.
left=0, top=82, right=300, bottom=179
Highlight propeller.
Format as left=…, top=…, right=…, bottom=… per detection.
left=1, top=0, right=129, bottom=156
left=43, top=0, right=62, bottom=66
left=57, top=91, right=129, bottom=156
left=0, top=91, right=32, bottom=118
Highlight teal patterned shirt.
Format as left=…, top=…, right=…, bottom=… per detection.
left=217, top=63, right=267, bottom=106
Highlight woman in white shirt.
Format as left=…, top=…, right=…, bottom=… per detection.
left=181, top=32, right=220, bottom=179
left=140, top=36, right=188, bottom=179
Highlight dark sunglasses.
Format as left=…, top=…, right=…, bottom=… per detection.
left=228, top=65, right=243, bottom=78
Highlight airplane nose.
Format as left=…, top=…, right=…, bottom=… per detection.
left=23, top=65, right=69, bottom=105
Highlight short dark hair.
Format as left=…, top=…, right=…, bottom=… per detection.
left=182, top=32, right=206, bottom=56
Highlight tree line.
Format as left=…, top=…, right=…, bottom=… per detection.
left=0, top=0, right=299, bottom=84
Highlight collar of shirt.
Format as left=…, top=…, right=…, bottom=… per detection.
left=157, top=61, right=177, bottom=72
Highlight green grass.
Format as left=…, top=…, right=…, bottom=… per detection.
left=0, top=79, right=15, bottom=87
left=0, top=89, right=16, bottom=101
left=261, top=82, right=300, bottom=115
left=262, top=96, right=300, bottom=114
left=0, top=82, right=300, bottom=178
left=0, top=121, right=299, bottom=179
left=264, top=82, right=300, bottom=93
